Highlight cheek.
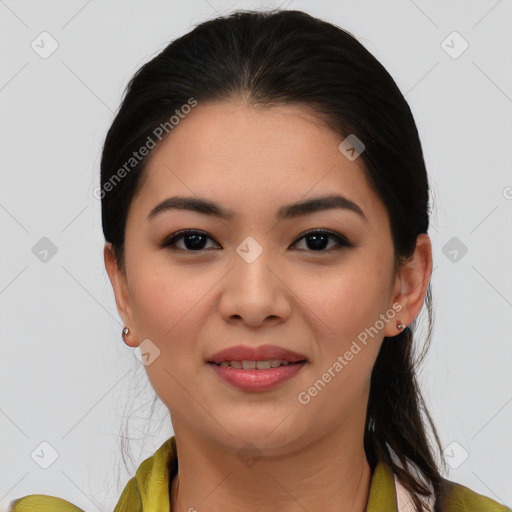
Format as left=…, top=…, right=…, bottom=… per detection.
left=132, top=275, right=176, bottom=331
left=294, top=266, right=389, bottom=422
left=128, top=266, right=209, bottom=403
left=128, top=263, right=208, bottom=344
left=299, top=259, right=392, bottom=343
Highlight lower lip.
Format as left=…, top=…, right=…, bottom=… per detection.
left=207, top=362, right=307, bottom=392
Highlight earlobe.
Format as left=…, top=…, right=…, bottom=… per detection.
left=121, top=326, right=137, bottom=348
left=104, top=243, right=137, bottom=345
left=384, top=234, right=432, bottom=337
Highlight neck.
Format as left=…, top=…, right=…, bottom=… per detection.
left=169, top=417, right=373, bottom=512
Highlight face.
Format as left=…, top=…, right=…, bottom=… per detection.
left=106, top=101, right=412, bottom=456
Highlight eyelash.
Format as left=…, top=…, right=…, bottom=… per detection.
left=159, top=229, right=353, bottom=253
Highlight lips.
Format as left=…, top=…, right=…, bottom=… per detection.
left=207, top=344, right=308, bottom=365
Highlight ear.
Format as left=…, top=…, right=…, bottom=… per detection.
left=104, top=243, right=139, bottom=347
left=383, top=233, right=433, bottom=337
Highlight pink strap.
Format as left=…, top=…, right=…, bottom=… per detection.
left=394, top=473, right=435, bottom=511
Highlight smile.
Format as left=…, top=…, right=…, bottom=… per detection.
left=207, top=360, right=307, bottom=391
left=211, top=359, right=305, bottom=369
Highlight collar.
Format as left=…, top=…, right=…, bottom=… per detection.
left=125, top=436, right=401, bottom=512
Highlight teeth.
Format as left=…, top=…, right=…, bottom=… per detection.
left=217, top=359, right=294, bottom=369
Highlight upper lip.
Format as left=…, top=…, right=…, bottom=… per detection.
left=207, top=344, right=308, bottom=364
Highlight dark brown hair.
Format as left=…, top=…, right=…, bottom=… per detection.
left=100, top=9, right=446, bottom=510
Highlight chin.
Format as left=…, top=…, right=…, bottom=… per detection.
left=207, top=419, right=306, bottom=457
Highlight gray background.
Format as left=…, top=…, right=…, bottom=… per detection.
left=1, top=0, right=511, bottom=510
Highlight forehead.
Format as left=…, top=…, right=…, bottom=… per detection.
left=132, top=101, right=386, bottom=225
left=150, top=101, right=348, bottom=172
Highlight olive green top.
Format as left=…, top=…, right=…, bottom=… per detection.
left=8, top=436, right=510, bottom=511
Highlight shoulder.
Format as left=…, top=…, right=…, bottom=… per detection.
left=7, top=494, right=84, bottom=512
left=7, top=483, right=143, bottom=512
left=439, top=478, right=511, bottom=511
left=6, top=438, right=175, bottom=512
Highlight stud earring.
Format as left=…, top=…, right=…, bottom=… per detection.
left=122, top=327, right=130, bottom=340
left=396, top=320, right=406, bottom=331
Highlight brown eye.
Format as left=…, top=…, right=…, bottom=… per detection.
left=161, top=230, right=219, bottom=251
left=292, top=229, right=352, bottom=252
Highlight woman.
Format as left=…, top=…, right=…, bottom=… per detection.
left=8, top=9, right=509, bottom=512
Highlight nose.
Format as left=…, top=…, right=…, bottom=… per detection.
left=218, top=245, right=292, bottom=327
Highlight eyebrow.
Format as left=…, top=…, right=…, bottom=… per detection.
left=147, top=194, right=367, bottom=222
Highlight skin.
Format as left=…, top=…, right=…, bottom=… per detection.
left=104, top=101, right=432, bottom=512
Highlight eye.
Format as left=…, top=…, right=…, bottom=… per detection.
left=291, top=229, right=353, bottom=252
left=160, top=228, right=352, bottom=253
left=160, top=230, right=219, bottom=252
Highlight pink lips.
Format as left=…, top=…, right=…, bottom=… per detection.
left=207, top=344, right=307, bottom=365
left=206, top=344, right=308, bottom=392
